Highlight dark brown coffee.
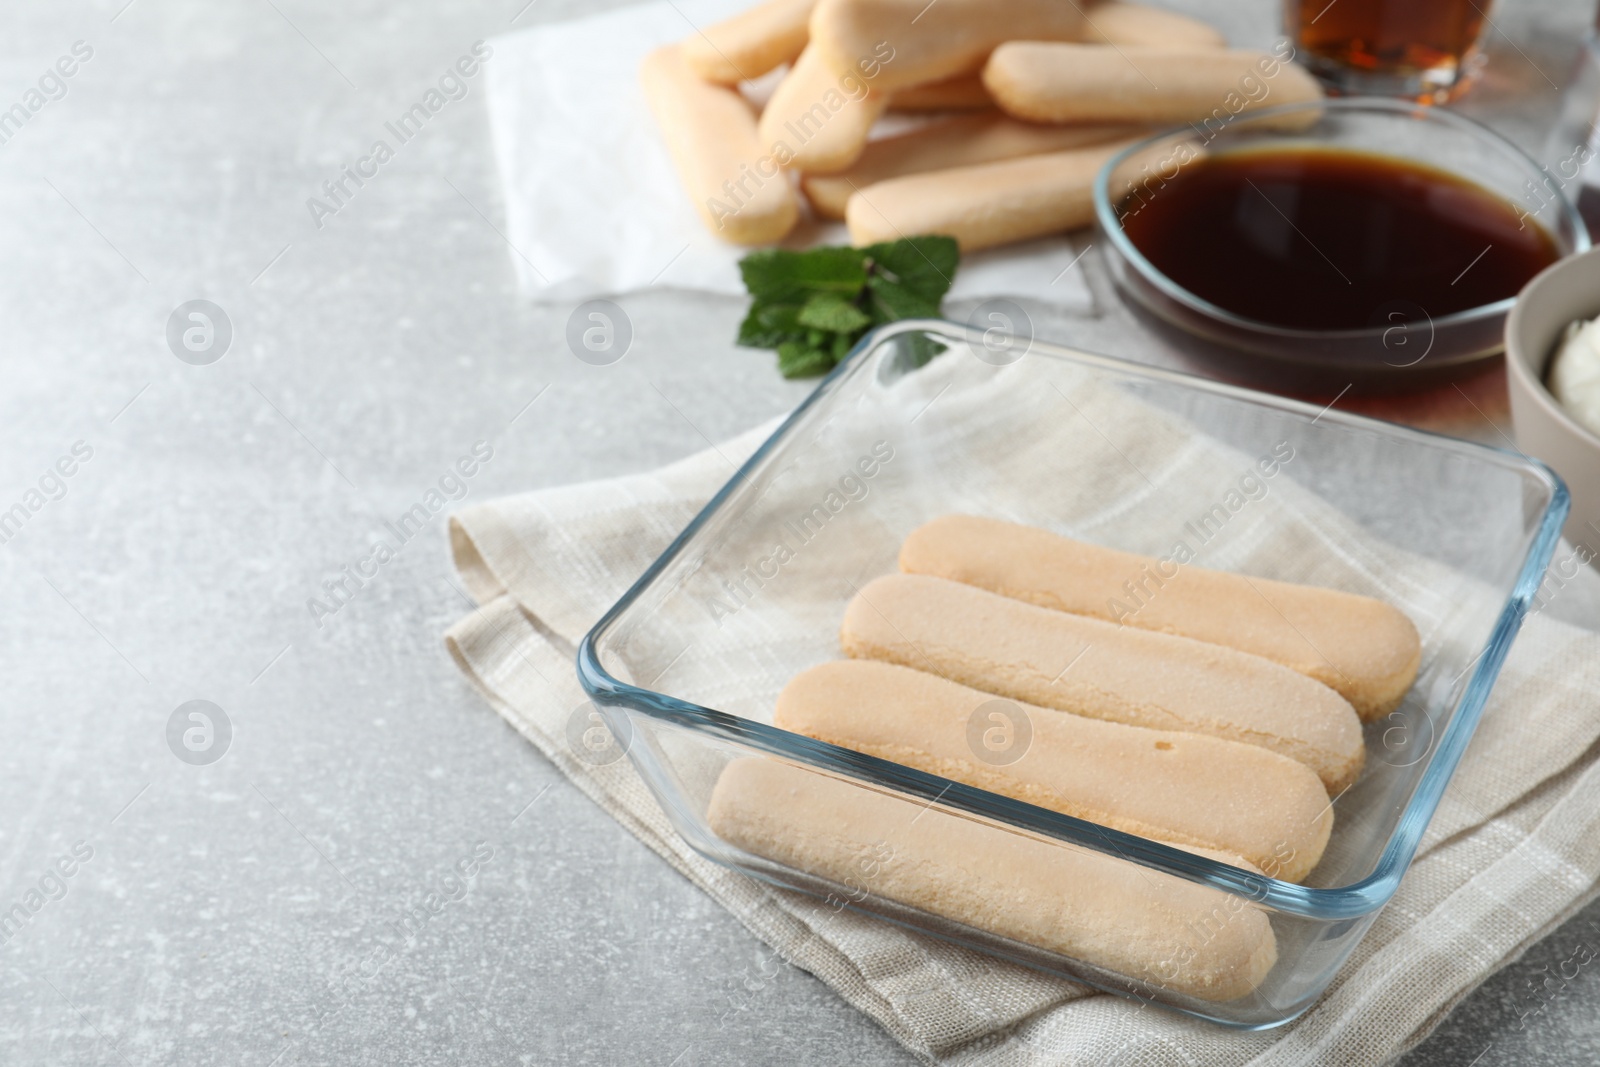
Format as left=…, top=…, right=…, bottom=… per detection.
left=1119, top=147, right=1559, bottom=331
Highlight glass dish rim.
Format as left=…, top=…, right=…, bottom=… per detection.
left=1090, top=96, right=1592, bottom=345
left=576, top=318, right=1569, bottom=921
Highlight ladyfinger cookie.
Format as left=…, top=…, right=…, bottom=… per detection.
left=640, top=46, right=800, bottom=245
left=709, top=757, right=1279, bottom=1000
left=983, top=43, right=1322, bottom=125
left=901, top=515, right=1422, bottom=720
left=681, top=0, right=816, bottom=85
left=884, top=3, right=1222, bottom=113
left=888, top=71, right=993, bottom=112
left=808, top=0, right=1084, bottom=93
left=844, top=136, right=1144, bottom=251
left=757, top=44, right=890, bottom=173
left=777, top=660, right=1331, bottom=879
left=805, top=113, right=1143, bottom=218
left=840, top=574, right=1365, bottom=793
left=1082, top=2, right=1228, bottom=49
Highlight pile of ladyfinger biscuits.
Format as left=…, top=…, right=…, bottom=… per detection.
left=710, top=515, right=1422, bottom=1000
left=642, top=0, right=1322, bottom=251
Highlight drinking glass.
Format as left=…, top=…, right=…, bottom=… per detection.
left=1283, top=0, right=1495, bottom=103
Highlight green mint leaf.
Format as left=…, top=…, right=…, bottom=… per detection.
left=796, top=292, right=873, bottom=334
left=736, top=235, right=959, bottom=380
left=736, top=300, right=805, bottom=348
left=864, top=235, right=959, bottom=304
left=739, top=246, right=868, bottom=302
left=776, top=341, right=835, bottom=379
left=865, top=280, right=942, bottom=324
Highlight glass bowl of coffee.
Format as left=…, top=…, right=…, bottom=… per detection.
left=1093, top=98, right=1587, bottom=394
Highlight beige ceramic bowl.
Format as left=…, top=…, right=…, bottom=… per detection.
left=1506, top=249, right=1600, bottom=556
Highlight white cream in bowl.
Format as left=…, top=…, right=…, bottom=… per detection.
left=1549, top=318, right=1600, bottom=439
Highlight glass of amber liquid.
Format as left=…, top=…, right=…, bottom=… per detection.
left=1283, top=0, right=1494, bottom=103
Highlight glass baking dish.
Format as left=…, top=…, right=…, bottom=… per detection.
left=576, top=320, right=1567, bottom=1028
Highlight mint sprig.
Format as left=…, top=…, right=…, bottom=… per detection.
left=736, top=235, right=960, bottom=378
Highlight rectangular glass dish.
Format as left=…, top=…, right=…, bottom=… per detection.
left=576, top=320, right=1567, bottom=1028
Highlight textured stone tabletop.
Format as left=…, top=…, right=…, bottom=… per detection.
left=2, top=0, right=1598, bottom=1064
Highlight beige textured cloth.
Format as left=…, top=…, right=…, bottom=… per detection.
left=444, top=359, right=1600, bottom=1065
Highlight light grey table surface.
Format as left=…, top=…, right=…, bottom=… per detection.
left=3, top=1, right=1599, bottom=1064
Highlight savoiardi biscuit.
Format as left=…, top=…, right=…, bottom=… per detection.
left=844, top=135, right=1147, bottom=251
left=708, top=757, right=1279, bottom=1000
left=804, top=113, right=1143, bottom=219
left=757, top=44, right=890, bottom=173
left=883, top=2, right=1224, bottom=113
left=776, top=659, right=1331, bottom=879
left=807, top=0, right=1084, bottom=93
left=982, top=43, right=1322, bottom=125
left=681, top=0, right=817, bottom=84
left=888, top=71, right=993, bottom=112
left=839, top=573, right=1366, bottom=793
left=1081, top=2, right=1228, bottom=49
left=900, top=514, right=1422, bottom=720
left=639, top=45, right=800, bottom=245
